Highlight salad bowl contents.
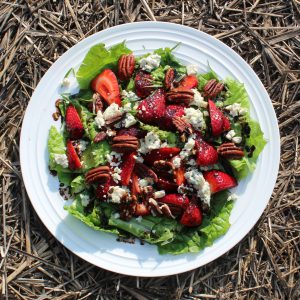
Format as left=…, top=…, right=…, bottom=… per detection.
left=48, top=42, right=266, bottom=255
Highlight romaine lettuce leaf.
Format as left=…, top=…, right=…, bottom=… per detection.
left=57, top=171, right=73, bottom=186
left=76, top=42, right=131, bottom=89
left=70, top=175, right=85, bottom=194
left=197, top=68, right=219, bottom=90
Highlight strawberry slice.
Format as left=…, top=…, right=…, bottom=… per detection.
left=180, top=203, right=202, bottom=227
left=96, top=179, right=113, bottom=200
left=203, top=170, right=237, bottom=193
left=156, top=178, right=178, bottom=193
left=195, top=138, right=218, bottom=166
left=91, top=69, right=121, bottom=106
left=66, top=140, right=81, bottom=170
left=120, top=152, right=136, bottom=185
left=160, top=194, right=190, bottom=211
left=174, top=166, right=186, bottom=186
left=208, top=100, right=231, bottom=136
left=135, top=71, right=154, bottom=98
left=118, top=127, right=146, bottom=139
left=134, top=203, right=151, bottom=216
left=158, top=105, right=185, bottom=130
left=178, top=75, right=198, bottom=89
left=65, top=105, right=84, bottom=140
left=131, top=172, right=141, bottom=199
left=143, top=147, right=181, bottom=166
left=136, top=88, right=166, bottom=124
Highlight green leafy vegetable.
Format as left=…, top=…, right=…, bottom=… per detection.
left=57, top=171, right=73, bottom=186
left=71, top=175, right=85, bottom=194
left=76, top=42, right=131, bottom=89
left=197, top=68, right=219, bottom=90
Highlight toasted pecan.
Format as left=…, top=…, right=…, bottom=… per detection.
left=112, top=135, right=139, bottom=152
left=166, top=88, right=194, bottom=105
left=218, top=142, right=244, bottom=159
left=172, top=116, right=193, bottom=134
left=118, top=54, right=135, bottom=81
left=203, top=79, right=224, bottom=98
left=164, top=68, right=175, bottom=90
left=134, top=162, right=158, bottom=182
left=85, top=166, right=110, bottom=184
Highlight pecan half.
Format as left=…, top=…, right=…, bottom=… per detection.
left=166, top=88, right=194, bottom=105
left=85, top=166, right=110, bottom=184
left=93, top=131, right=107, bottom=143
left=164, top=68, right=175, bottom=90
left=88, top=93, right=103, bottom=113
left=172, top=116, right=193, bottom=134
left=153, top=160, right=174, bottom=172
left=148, top=198, right=178, bottom=219
left=203, top=79, right=224, bottom=98
left=112, top=135, right=139, bottom=152
left=134, top=162, right=158, bottom=182
left=218, top=142, right=244, bottom=159
left=118, top=54, right=135, bottom=81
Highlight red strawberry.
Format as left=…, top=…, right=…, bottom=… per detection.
left=96, top=179, right=113, bottom=200
left=134, top=203, right=151, bottom=216
left=178, top=75, right=198, bottom=89
left=160, top=194, right=190, bottom=211
left=65, top=105, right=84, bottom=140
left=143, top=147, right=181, bottom=166
left=120, top=152, right=136, bottom=185
left=131, top=172, right=141, bottom=199
left=66, top=140, right=81, bottom=170
left=159, top=105, right=185, bottom=130
left=157, top=178, right=178, bottom=193
left=91, top=69, right=121, bottom=106
left=208, top=100, right=231, bottom=136
left=195, top=138, right=218, bottom=166
left=136, top=88, right=166, bottom=124
left=203, top=170, right=237, bottom=193
left=174, top=166, right=186, bottom=185
left=118, top=127, right=146, bottom=139
left=180, top=203, right=202, bottom=227
left=135, top=71, right=154, bottom=98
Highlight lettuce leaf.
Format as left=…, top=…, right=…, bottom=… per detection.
left=70, top=175, right=85, bottom=194
left=197, top=68, right=219, bottom=90
left=76, top=42, right=131, bottom=89
left=139, top=123, right=178, bottom=145
left=57, top=171, right=73, bottom=186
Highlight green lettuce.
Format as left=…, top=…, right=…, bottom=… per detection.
left=76, top=42, right=131, bottom=89
left=57, top=171, right=73, bottom=186
left=197, top=68, right=219, bottom=90
left=70, top=175, right=85, bottom=194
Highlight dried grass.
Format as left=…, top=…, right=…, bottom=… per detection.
left=0, top=0, right=299, bottom=299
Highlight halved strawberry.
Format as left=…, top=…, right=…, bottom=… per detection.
left=195, top=138, right=218, bottom=166
left=203, top=170, right=237, bottom=193
left=118, top=127, right=146, bottom=139
left=91, top=69, right=121, bottom=106
left=65, top=105, right=84, bottom=140
left=96, top=179, right=113, bottom=200
left=160, top=194, right=190, bottom=211
left=174, top=166, right=186, bottom=186
left=66, top=140, right=81, bottom=170
left=156, top=178, right=178, bottom=193
left=131, top=172, right=141, bottom=199
left=178, top=75, right=198, bottom=89
left=120, top=152, right=136, bottom=185
left=135, top=71, right=154, bottom=98
left=136, top=88, right=166, bottom=124
left=143, top=147, right=181, bottom=166
left=180, top=203, right=202, bottom=227
left=208, top=100, right=231, bottom=136
left=158, top=105, right=185, bottom=130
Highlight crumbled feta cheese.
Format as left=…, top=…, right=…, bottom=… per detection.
left=187, top=159, right=197, bottom=166
left=111, top=167, right=122, bottom=183
left=103, top=103, right=123, bottom=122
left=108, top=186, right=129, bottom=203
left=227, top=193, right=238, bottom=201
left=225, top=130, right=236, bottom=140
left=138, top=132, right=162, bottom=154
left=191, top=89, right=207, bottom=108
left=225, top=103, right=247, bottom=117
left=180, top=135, right=196, bottom=159
left=53, top=154, right=68, bottom=168
left=94, top=110, right=105, bottom=129
left=139, top=54, right=161, bottom=72
left=80, top=194, right=90, bottom=207
left=136, top=216, right=143, bottom=222
left=186, top=64, right=198, bottom=75
left=62, top=78, right=70, bottom=87
left=232, top=136, right=242, bottom=144
left=121, top=90, right=140, bottom=102
left=106, top=151, right=123, bottom=167
left=113, top=213, right=120, bottom=219
left=203, top=110, right=209, bottom=117
left=106, top=129, right=116, bottom=137
left=134, top=154, right=144, bottom=163
left=139, top=178, right=153, bottom=187
left=172, top=157, right=181, bottom=168
left=78, top=140, right=88, bottom=152
left=154, top=190, right=166, bottom=199
left=185, top=169, right=211, bottom=206
left=123, top=102, right=132, bottom=112
left=183, top=107, right=206, bottom=130
left=124, top=113, right=137, bottom=128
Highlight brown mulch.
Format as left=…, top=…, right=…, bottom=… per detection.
left=0, top=1, right=299, bottom=299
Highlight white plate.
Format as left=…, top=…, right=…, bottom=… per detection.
left=20, top=22, right=280, bottom=277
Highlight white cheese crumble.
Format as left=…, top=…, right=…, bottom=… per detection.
left=78, top=140, right=88, bottom=152
left=227, top=193, right=238, bottom=201
left=106, top=151, right=123, bottom=167
left=121, top=90, right=140, bottom=102
left=183, top=107, right=206, bottom=130
left=80, top=194, right=90, bottom=207
left=113, top=213, right=120, bottom=219
left=111, top=167, right=122, bottom=183
left=124, top=113, right=137, bottom=128
left=108, top=186, right=129, bottom=203
left=179, top=135, right=196, bottom=159
left=53, top=154, right=68, bottom=168
left=172, top=157, right=181, bottom=169
left=106, top=129, right=116, bottom=137
left=225, top=103, right=247, bottom=117
left=154, top=190, right=166, bottom=199
left=123, top=102, right=132, bottom=112
left=94, top=110, right=105, bottom=129
left=138, top=132, right=162, bottom=154
left=232, top=136, right=242, bottom=144
left=62, top=78, right=70, bottom=87
left=184, top=169, right=211, bottom=206
left=186, top=159, right=197, bottom=166
left=103, top=103, right=123, bottom=122
left=139, top=178, right=153, bottom=187
left=134, top=154, right=144, bottom=163
left=191, top=89, right=207, bottom=108
left=225, top=130, right=236, bottom=140
left=186, top=64, right=198, bottom=75
left=136, top=216, right=143, bottom=223
left=139, top=54, right=161, bottom=72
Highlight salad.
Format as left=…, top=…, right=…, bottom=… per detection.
left=48, top=42, right=266, bottom=255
